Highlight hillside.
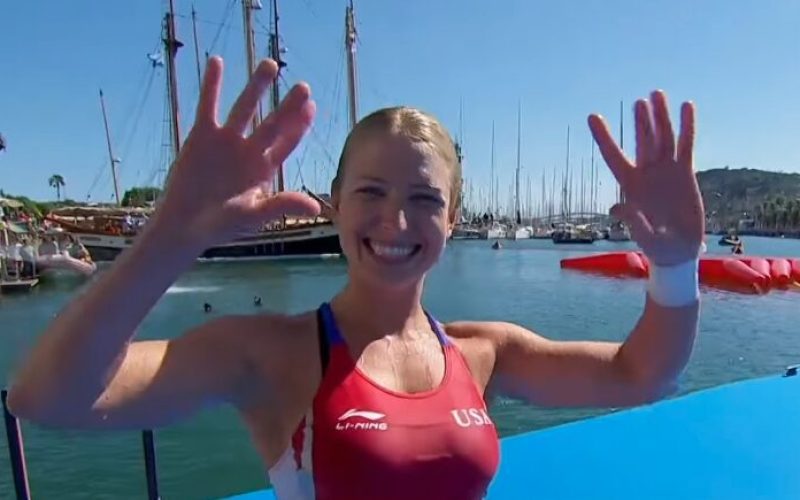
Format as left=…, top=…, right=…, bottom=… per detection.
left=696, top=167, right=800, bottom=231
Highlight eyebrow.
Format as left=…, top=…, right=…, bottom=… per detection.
left=355, top=176, right=442, bottom=192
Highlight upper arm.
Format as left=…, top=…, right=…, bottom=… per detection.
left=77, top=316, right=267, bottom=430
left=451, top=321, right=657, bottom=408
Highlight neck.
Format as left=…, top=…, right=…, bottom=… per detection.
left=332, top=276, right=430, bottom=344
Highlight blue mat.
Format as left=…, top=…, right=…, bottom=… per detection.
left=224, top=373, right=800, bottom=499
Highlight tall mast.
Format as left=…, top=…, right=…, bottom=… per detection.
left=268, top=0, right=286, bottom=192
left=453, top=101, right=463, bottom=170
left=490, top=121, right=495, bottom=214
left=164, top=0, right=183, bottom=160
left=619, top=99, right=624, bottom=204
left=589, top=140, right=597, bottom=214
left=99, top=89, right=121, bottom=206
left=243, top=0, right=263, bottom=135
left=345, top=0, right=359, bottom=130
left=526, top=173, right=531, bottom=221
left=515, top=103, right=521, bottom=223
left=580, top=157, right=585, bottom=217
left=564, top=125, right=570, bottom=218
left=191, top=4, right=203, bottom=90
left=540, top=170, right=545, bottom=220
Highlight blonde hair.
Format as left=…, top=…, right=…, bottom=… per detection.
left=332, top=106, right=462, bottom=218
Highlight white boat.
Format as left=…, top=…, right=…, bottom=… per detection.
left=55, top=216, right=341, bottom=263
left=479, top=222, right=507, bottom=240
left=505, top=226, right=532, bottom=240
left=551, top=222, right=595, bottom=244
left=608, top=221, right=632, bottom=241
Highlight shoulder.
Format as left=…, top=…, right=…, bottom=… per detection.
left=205, top=310, right=320, bottom=368
left=442, top=321, right=510, bottom=394
left=444, top=321, right=548, bottom=385
left=196, top=309, right=322, bottom=407
left=445, top=320, right=537, bottom=349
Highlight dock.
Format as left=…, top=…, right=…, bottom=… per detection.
left=0, top=278, right=39, bottom=293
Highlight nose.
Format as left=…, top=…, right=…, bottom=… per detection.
left=378, top=195, right=408, bottom=232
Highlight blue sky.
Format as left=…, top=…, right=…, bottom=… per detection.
left=1, top=0, right=798, bottom=213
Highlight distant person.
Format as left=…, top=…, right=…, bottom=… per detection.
left=732, top=242, right=744, bottom=255
left=254, top=296, right=262, bottom=306
left=8, top=59, right=704, bottom=499
left=38, top=236, right=58, bottom=257
left=20, top=237, right=38, bottom=277
left=9, top=238, right=23, bottom=278
left=203, top=302, right=212, bottom=313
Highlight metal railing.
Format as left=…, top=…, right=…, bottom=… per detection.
left=1, top=389, right=160, bottom=500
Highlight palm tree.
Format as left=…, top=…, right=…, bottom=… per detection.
left=48, top=174, right=65, bottom=201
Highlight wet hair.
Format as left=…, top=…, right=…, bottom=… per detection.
left=331, top=106, right=462, bottom=218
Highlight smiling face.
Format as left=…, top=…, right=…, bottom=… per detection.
left=332, top=107, right=461, bottom=291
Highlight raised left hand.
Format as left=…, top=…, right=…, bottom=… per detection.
left=589, top=90, right=705, bottom=266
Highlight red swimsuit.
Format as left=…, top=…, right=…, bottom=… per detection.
left=267, top=303, right=500, bottom=499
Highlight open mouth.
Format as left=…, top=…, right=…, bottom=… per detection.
left=363, top=238, right=422, bottom=263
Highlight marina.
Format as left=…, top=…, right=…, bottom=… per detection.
left=2, top=0, right=800, bottom=498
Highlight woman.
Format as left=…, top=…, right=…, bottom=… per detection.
left=8, top=57, right=704, bottom=500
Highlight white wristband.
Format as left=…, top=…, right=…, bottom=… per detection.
left=647, top=258, right=700, bottom=307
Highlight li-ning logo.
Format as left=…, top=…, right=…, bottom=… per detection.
left=451, top=408, right=493, bottom=428
left=336, top=408, right=388, bottom=431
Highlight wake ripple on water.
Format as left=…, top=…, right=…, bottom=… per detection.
left=165, top=285, right=222, bottom=295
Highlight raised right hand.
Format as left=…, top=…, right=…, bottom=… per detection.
left=150, top=56, right=321, bottom=251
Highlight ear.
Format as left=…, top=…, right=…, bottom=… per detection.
left=446, top=206, right=460, bottom=239
left=329, top=191, right=341, bottom=225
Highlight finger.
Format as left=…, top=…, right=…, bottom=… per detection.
left=263, top=98, right=316, bottom=166
left=196, top=56, right=223, bottom=127
left=676, top=101, right=696, bottom=168
left=255, top=191, right=321, bottom=220
left=588, top=114, right=635, bottom=189
left=651, top=90, right=676, bottom=160
left=610, top=202, right=654, bottom=245
left=250, top=82, right=313, bottom=152
left=225, top=59, right=279, bottom=135
left=635, top=99, right=657, bottom=166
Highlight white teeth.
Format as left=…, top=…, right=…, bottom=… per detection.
left=370, top=241, right=415, bottom=257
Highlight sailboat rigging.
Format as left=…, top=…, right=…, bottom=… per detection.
left=52, top=0, right=352, bottom=261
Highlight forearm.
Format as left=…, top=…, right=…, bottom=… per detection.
left=616, top=295, right=699, bottom=395
left=9, top=223, right=201, bottom=415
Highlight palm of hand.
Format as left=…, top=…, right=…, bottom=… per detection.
left=154, top=57, right=321, bottom=249
left=589, top=90, right=705, bottom=266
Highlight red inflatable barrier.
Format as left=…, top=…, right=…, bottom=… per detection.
left=791, top=259, right=800, bottom=283
left=744, top=257, right=772, bottom=287
left=560, top=251, right=647, bottom=277
left=698, top=257, right=767, bottom=293
left=768, top=258, right=793, bottom=287
left=560, top=251, right=797, bottom=295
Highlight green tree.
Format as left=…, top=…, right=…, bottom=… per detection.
left=48, top=174, right=65, bottom=201
left=121, top=186, right=162, bottom=207
left=789, top=200, right=800, bottom=229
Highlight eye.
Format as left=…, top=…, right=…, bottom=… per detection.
left=411, top=193, right=445, bottom=207
left=355, top=186, right=385, bottom=197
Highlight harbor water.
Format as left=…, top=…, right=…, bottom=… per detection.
left=2, top=236, right=799, bottom=499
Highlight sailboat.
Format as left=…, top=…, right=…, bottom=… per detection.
left=552, top=126, right=594, bottom=244
left=506, top=103, right=531, bottom=240
left=608, top=100, right=631, bottom=242
left=54, top=0, right=352, bottom=262
left=478, top=122, right=506, bottom=240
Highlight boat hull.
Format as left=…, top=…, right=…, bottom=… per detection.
left=73, top=224, right=342, bottom=262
